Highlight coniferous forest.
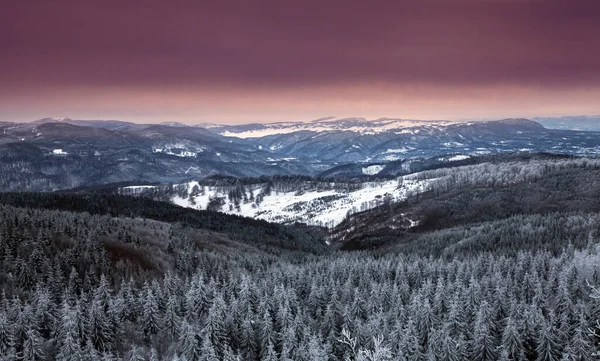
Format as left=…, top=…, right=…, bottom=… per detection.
left=0, top=177, right=599, bottom=361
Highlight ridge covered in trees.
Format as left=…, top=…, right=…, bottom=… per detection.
left=1, top=155, right=600, bottom=360
left=334, top=157, right=600, bottom=249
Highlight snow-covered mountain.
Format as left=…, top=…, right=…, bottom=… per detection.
left=205, top=117, right=462, bottom=138
left=120, top=177, right=433, bottom=228
left=2, top=116, right=600, bottom=192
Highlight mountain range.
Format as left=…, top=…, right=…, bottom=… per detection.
left=0, top=116, right=599, bottom=191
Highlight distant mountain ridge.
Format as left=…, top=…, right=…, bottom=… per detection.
left=534, top=115, right=600, bottom=131
left=205, top=117, right=462, bottom=137
left=0, top=116, right=599, bottom=191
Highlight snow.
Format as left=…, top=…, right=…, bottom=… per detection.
left=381, top=155, right=401, bottom=161
left=218, top=118, right=465, bottom=138
left=52, top=149, right=68, bottom=155
left=446, top=155, right=470, bottom=161
left=400, top=213, right=419, bottom=228
left=443, top=142, right=465, bottom=147
left=152, top=144, right=200, bottom=157
left=138, top=177, right=432, bottom=228
left=267, top=157, right=297, bottom=162
left=362, top=165, right=385, bottom=175
left=154, top=149, right=197, bottom=157
left=184, top=166, right=199, bottom=175
left=385, top=147, right=413, bottom=154
left=122, top=185, right=156, bottom=192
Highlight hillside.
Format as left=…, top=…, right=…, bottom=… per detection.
left=332, top=156, right=600, bottom=250
left=118, top=154, right=600, bottom=231
left=119, top=177, right=431, bottom=228
left=0, top=191, right=599, bottom=360
left=0, top=192, right=326, bottom=254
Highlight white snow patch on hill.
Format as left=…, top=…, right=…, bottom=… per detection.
left=123, top=178, right=432, bottom=228
left=446, top=155, right=470, bottom=161
left=385, top=147, right=412, bottom=154
left=362, top=165, right=385, bottom=175
left=152, top=144, right=202, bottom=157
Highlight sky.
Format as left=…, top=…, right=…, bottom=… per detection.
left=1, top=0, right=599, bottom=124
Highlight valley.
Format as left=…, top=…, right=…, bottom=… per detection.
left=1, top=117, right=600, bottom=360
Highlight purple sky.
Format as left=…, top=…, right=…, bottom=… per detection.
left=1, top=0, right=600, bottom=123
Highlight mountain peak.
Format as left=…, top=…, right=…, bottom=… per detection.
left=494, top=118, right=545, bottom=129
left=34, top=116, right=72, bottom=123
left=160, top=121, right=188, bottom=127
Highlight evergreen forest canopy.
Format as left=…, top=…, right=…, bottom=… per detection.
left=0, top=154, right=600, bottom=360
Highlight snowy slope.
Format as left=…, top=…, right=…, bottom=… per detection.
left=122, top=177, right=432, bottom=228
left=215, top=117, right=462, bottom=138
left=362, top=165, right=385, bottom=175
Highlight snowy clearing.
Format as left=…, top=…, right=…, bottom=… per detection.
left=123, top=178, right=432, bottom=228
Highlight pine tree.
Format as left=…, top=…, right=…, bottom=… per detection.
left=93, top=275, right=112, bottom=312
left=55, top=323, right=83, bottom=361
left=240, top=318, right=257, bottom=361
left=305, top=334, right=329, bottom=361
left=86, top=297, right=113, bottom=351
left=258, top=308, right=274, bottom=359
left=141, top=284, right=161, bottom=338
left=204, top=295, right=227, bottom=356
left=56, top=299, right=84, bottom=361
left=20, top=328, right=45, bottom=361
left=535, top=322, right=562, bottom=361
left=162, top=295, right=181, bottom=338
left=199, top=334, right=218, bottom=361
left=107, top=295, right=125, bottom=348
left=438, top=329, right=461, bottom=361
left=399, top=317, right=424, bottom=361
left=84, top=338, right=102, bottom=361
left=0, top=313, right=14, bottom=356
left=501, top=316, right=525, bottom=360
left=470, top=302, right=497, bottom=361
left=564, top=326, right=592, bottom=361
left=178, top=322, right=201, bottom=361
left=127, top=344, right=145, bottom=361
left=262, top=340, right=278, bottom=361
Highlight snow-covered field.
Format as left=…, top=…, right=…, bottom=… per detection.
left=361, top=164, right=385, bottom=175
left=123, top=177, right=432, bottom=228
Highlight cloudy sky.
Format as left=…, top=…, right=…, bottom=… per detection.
left=1, top=0, right=599, bottom=123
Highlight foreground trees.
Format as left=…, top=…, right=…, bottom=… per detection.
left=0, top=198, right=599, bottom=360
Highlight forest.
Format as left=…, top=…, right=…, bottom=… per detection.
left=0, top=188, right=598, bottom=360
left=334, top=156, right=600, bottom=249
